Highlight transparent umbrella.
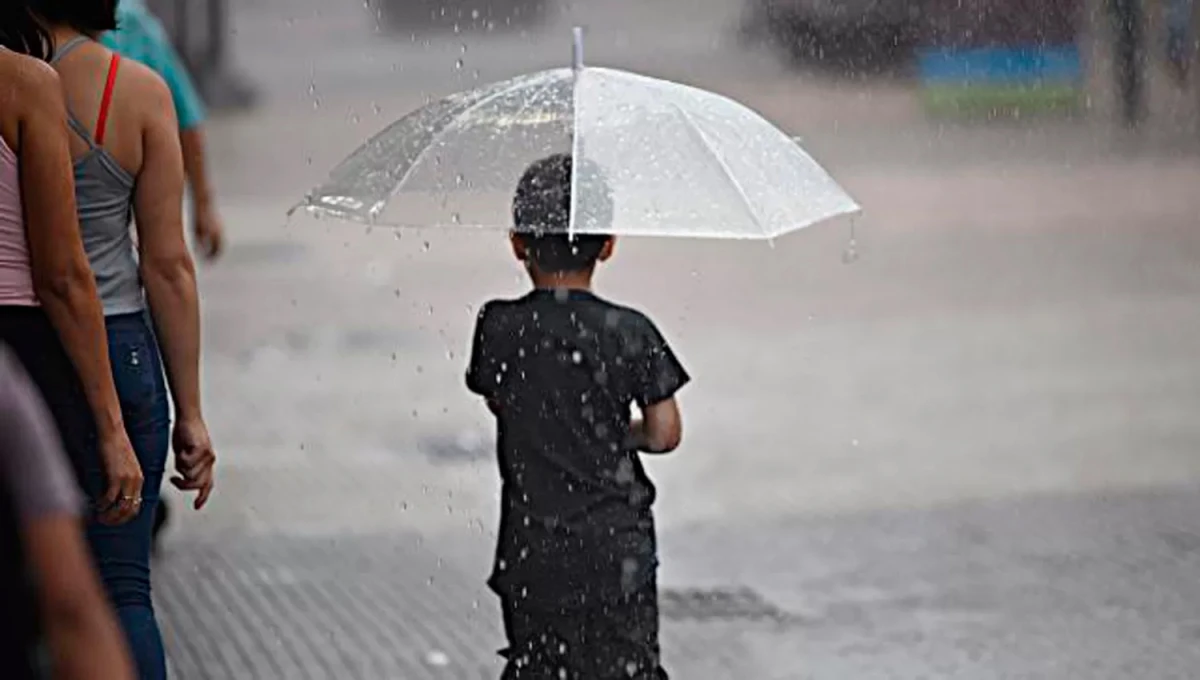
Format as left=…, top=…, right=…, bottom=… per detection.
left=294, top=29, right=860, bottom=240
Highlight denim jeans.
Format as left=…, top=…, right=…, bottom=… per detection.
left=81, top=311, right=170, bottom=680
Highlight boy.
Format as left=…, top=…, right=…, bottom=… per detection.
left=467, top=154, right=689, bottom=679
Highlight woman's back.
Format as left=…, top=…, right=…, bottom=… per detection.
left=49, top=36, right=155, bottom=315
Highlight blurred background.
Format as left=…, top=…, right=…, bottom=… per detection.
left=148, top=0, right=1200, bottom=677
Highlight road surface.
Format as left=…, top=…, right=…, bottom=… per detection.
left=153, top=1, right=1200, bottom=677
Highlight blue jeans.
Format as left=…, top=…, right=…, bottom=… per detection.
left=81, top=312, right=170, bottom=680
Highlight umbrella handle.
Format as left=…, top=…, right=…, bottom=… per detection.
left=572, top=26, right=584, bottom=72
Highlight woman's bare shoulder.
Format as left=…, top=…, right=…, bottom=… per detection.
left=0, top=51, right=63, bottom=111
left=114, top=57, right=176, bottom=125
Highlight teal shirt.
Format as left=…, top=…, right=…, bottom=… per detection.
left=100, top=0, right=206, bottom=129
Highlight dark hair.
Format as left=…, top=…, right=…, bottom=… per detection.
left=29, top=0, right=118, bottom=38
left=0, top=3, right=52, bottom=61
left=512, top=153, right=614, bottom=273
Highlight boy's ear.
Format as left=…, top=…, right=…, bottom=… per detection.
left=598, top=236, right=616, bottom=262
left=509, top=231, right=528, bottom=261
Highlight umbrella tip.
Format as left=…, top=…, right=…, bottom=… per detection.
left=572, top=26, right=584, bottom=71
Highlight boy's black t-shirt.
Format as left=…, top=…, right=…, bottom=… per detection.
left=467, top=288, right=689, bottom=608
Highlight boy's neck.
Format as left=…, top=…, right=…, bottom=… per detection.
left=529, top=269, right=594, bottom=292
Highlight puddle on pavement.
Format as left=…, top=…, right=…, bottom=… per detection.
left=418, top=431, right=492, bottom=464
left=660, top=586, right=797, bottom=625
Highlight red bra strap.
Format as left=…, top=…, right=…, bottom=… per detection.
left=94, top=54, right=121, bottom=146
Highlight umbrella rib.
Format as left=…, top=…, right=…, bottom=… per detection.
left=390, top=74, right=562, bottom=196
left=667, top=102, right=766, bottom=237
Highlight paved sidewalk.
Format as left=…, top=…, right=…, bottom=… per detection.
left=156, top=485, right=1200, bottom=679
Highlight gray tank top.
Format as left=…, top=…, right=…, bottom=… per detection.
left=51, top=37, right=143, bottom=316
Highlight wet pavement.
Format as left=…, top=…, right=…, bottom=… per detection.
left=152, top=0, right=1200, bottom=677
left=157, top=486, right=1200, bottom=678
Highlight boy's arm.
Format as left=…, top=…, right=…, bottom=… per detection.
left=630, top=318, right=690, bottom=454
left=466, top=303, right=506, bottom=409
left=630, top=398, right=682, bottom=454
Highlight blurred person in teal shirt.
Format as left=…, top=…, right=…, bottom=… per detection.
left=101, top=0, right=225, bottom=259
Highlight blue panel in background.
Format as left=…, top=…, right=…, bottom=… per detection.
left=918, top=46, right=1084, bottom=85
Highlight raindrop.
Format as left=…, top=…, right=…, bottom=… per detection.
left=461, top=43, right=468, bottom=55
left=851, top=439, right=860, bottom=447
left=455, top=58, right=464, bottom=70
left=451, top=213, right=462, bottom=225
left=372, top=101, right=383, bottom=115
left=424, top=650, right=450, bottom=667
left=571, top=350, right=583, bottom=364
left=400, top=501, right=408, bottom=511
left=392, top=231, right=402, bottom=242
left=423, top=241, right=431, bottom=252
left=843, top=217, right=860, bottom=264
left=455, top=173, right=465, bottom=187
left=446, top=349, right=456, bottom=360
left=471, top=9, right=480, bottom=19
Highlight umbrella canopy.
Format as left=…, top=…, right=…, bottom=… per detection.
left=296, top=33, right=860, bottom=239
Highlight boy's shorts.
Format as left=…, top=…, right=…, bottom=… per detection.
left=498, top=582, right=668, bottom=680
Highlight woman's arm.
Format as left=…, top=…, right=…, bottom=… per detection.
left=132, top=72, right=202, bottom=425
left=0, top=350, right=135, bottom=680
left=18, top=58, right=143, bottom=525
left=131, top=69, right=216, bottom=507
left=18, top=61, right=124, bottom=442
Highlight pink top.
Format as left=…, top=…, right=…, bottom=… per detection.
left=0, top=134, right=37, bottom=306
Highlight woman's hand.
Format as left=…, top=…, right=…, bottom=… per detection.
left=170, top=417, right=215, bottom=510
left=96, top=430, right=144, bottom=526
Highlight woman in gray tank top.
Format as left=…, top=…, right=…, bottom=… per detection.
left=39, top=2, right=219, bottom=677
